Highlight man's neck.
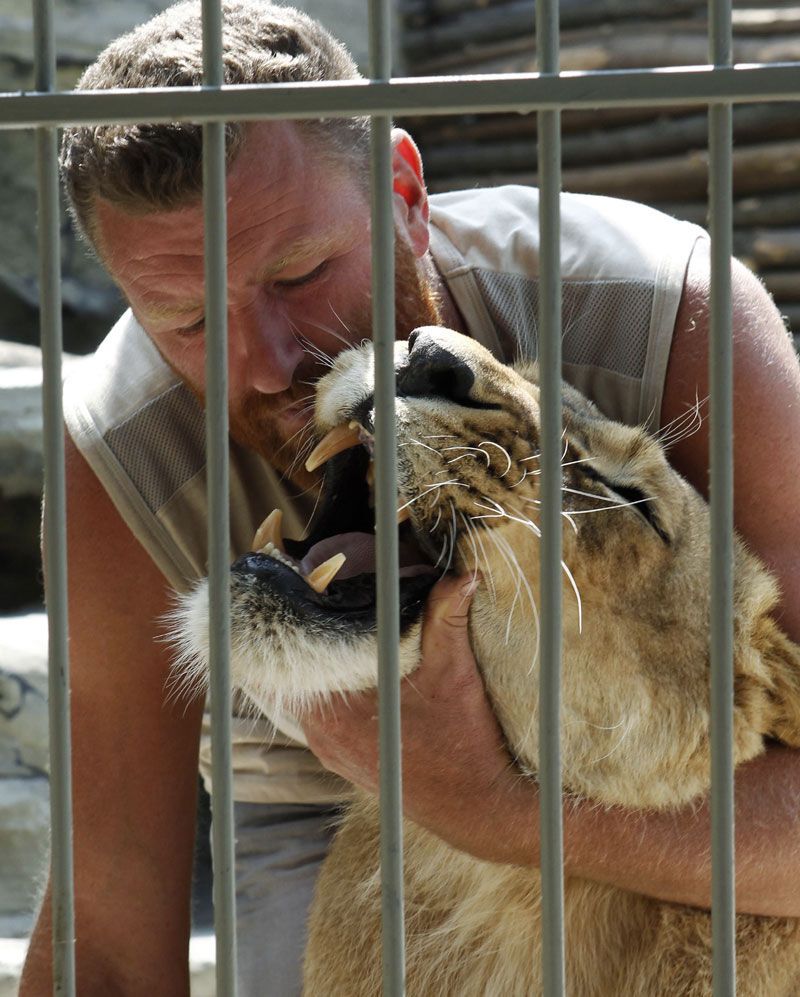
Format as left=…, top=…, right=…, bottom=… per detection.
left=427, top=254, right=468, bottom=337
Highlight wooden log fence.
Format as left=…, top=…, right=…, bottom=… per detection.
left=400, top=0, right=800, bottom=337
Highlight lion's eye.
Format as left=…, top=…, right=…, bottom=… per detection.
left=582, top=465, right=670, bottom=545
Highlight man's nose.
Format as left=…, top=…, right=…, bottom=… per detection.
left=229, top=293, right=304, bottom=394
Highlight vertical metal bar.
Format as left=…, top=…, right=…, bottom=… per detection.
left=369, top=0, right=405, bottom=990
left=33, top=0, right=76, bottom=993
left=536, top=0, right=566, bottom=993
left=708, top=0, right=736, bottom=993
left=201, top=1, right=238, bottom=993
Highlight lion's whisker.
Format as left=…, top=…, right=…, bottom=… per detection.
left=398, top=481, right=469, bottom=515
left=485, top=530, right=523, bottom=644
left=442, top=445, right=492, bottom=468
left=290, top=324, right=337, bottom=369
left=564, top=498, right=654, bottom=515
left=458, top=511, right=482, bottom=590
left=443, top=502, right=458, bottom=577
left=322, top=302, right=366, bottom=349
left=434, top=533, right=450, bottom=570
left=300, top=469, right=328, bottom=535
left=560, top=485, right=655, bottom=507
left=492, top=501, right=582, bottom=634
left=491, top=531, right=539, bottom=666
left=478, top=441, right=513, bottom=477
left=519, top=494, right=655, bottom=516
left=653, top=393, right=707, bottom=450
left=403, top=437, right=444, bottom=456
left=508, top=469, right=532, bottom=488
left=587, top=716, right=633, bottom=765
left=466, top=512, right=498, bottom=603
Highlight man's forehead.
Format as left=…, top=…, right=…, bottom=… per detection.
left=132, top=230, right=341, bottom=324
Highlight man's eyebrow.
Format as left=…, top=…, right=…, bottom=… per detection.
left=136, top=299, right=205, bottom=325
left=256, top=235, right=337, bottom=281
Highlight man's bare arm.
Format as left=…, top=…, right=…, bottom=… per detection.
left=302, top=245, right=800, bottom=917
left=21, top=436, right=204, bottom=996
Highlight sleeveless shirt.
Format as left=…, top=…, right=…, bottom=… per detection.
left=63, top=186, right=706, bottom=803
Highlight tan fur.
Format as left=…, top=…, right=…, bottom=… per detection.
left=174, top=328, right=800, bottom=994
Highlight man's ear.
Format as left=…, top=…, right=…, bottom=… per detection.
left=391, top=128, right=430, bottom=258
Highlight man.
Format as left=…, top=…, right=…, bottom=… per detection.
left=21, top=1, right=800, bottom=994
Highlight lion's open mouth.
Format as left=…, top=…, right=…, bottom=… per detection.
left=231, top=421, right=439, bottom=623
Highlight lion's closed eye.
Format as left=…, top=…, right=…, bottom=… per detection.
left=580, top=463, right=670, bottom=545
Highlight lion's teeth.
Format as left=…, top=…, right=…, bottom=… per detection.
left=397, top=501, right=411, bottom=524
left=261, top=542, right=299, bottom=573
left=305, top=553, right=347, bottom=594
left=366, top=461, right=375, bottom=487
left=305, top=422, right=362, bottom=472
left=253, top=508, right=284, bottom=553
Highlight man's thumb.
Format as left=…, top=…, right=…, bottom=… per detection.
left=425, top=572, right=480, bottom=632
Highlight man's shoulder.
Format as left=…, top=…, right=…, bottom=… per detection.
left=64, top=310, right=181, bottom=436
left=428, top=184, right=706, bottom=285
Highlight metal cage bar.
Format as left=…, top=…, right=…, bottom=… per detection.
left=368, top=0, right=406, bottom=991
left=32, top=0, right=76, bottom=993
left=201, top=0, right=239, bottom=993
left=708, top=0, right=736, bottom=993
left=536, top=0, right=566, bottom=992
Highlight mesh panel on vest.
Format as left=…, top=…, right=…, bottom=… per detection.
left=104, top=383, right=206, bottom=514
left=472, top=270, right=655, bottom=378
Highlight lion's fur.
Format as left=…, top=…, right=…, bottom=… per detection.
left=173, top=328, right=800, bottom=994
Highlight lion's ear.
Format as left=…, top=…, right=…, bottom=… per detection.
left=754, top=619, right=800, bottom=747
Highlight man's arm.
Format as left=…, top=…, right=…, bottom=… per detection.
left=302, top=244, right=800, bottom=917
left=664, top=240, right=800, bottom=639
left=21, top=436, right=204, bottom=995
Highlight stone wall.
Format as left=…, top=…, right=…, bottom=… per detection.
left=0, top=1, right=169, bottom=354
left=0, top=613, right=49, bottom=940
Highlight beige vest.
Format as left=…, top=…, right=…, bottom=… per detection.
left=63, top=186, right=706, bottom=803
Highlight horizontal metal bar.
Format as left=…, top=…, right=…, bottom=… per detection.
left=1, top=63, right=799, bottom=129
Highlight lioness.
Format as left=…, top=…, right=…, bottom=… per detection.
left=173, top=326, right=800, bottom=995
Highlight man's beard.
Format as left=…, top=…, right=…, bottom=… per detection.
left=229, top=236, right=443, bottom=490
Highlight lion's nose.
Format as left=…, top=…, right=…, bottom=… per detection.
left=397, top=327, right=476, bottom=404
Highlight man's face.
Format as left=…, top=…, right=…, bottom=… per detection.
left=94, top=121, right=441, bottom=483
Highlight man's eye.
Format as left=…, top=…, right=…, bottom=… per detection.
left=275, top=261, right=328, bottom=289
left=175, top=317, right=205, bottom=337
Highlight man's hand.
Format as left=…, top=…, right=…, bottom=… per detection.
left=301, top=573, right=538, bottom=863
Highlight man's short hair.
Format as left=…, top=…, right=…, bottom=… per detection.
left=61, top=0, right=369, bottom=247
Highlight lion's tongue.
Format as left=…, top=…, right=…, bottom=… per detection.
left=300, top=533, right=435, bottom=581
left=301, top=533, right=374, bottom=580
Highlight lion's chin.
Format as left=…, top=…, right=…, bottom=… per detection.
left=229, top=549, right=438, bottom=633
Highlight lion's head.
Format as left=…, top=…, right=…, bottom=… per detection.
left=172, top=327, right=800, bottom=810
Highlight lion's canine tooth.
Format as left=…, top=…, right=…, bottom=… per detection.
left=305, top=553, right=347, bottom=593
left=253, top=508, right=285, bottom=553
left=366, top=461, right=375, bottom=487
left=306, top=423, right=362, bottom=472
left=397, top=503, right=411, bottom=524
